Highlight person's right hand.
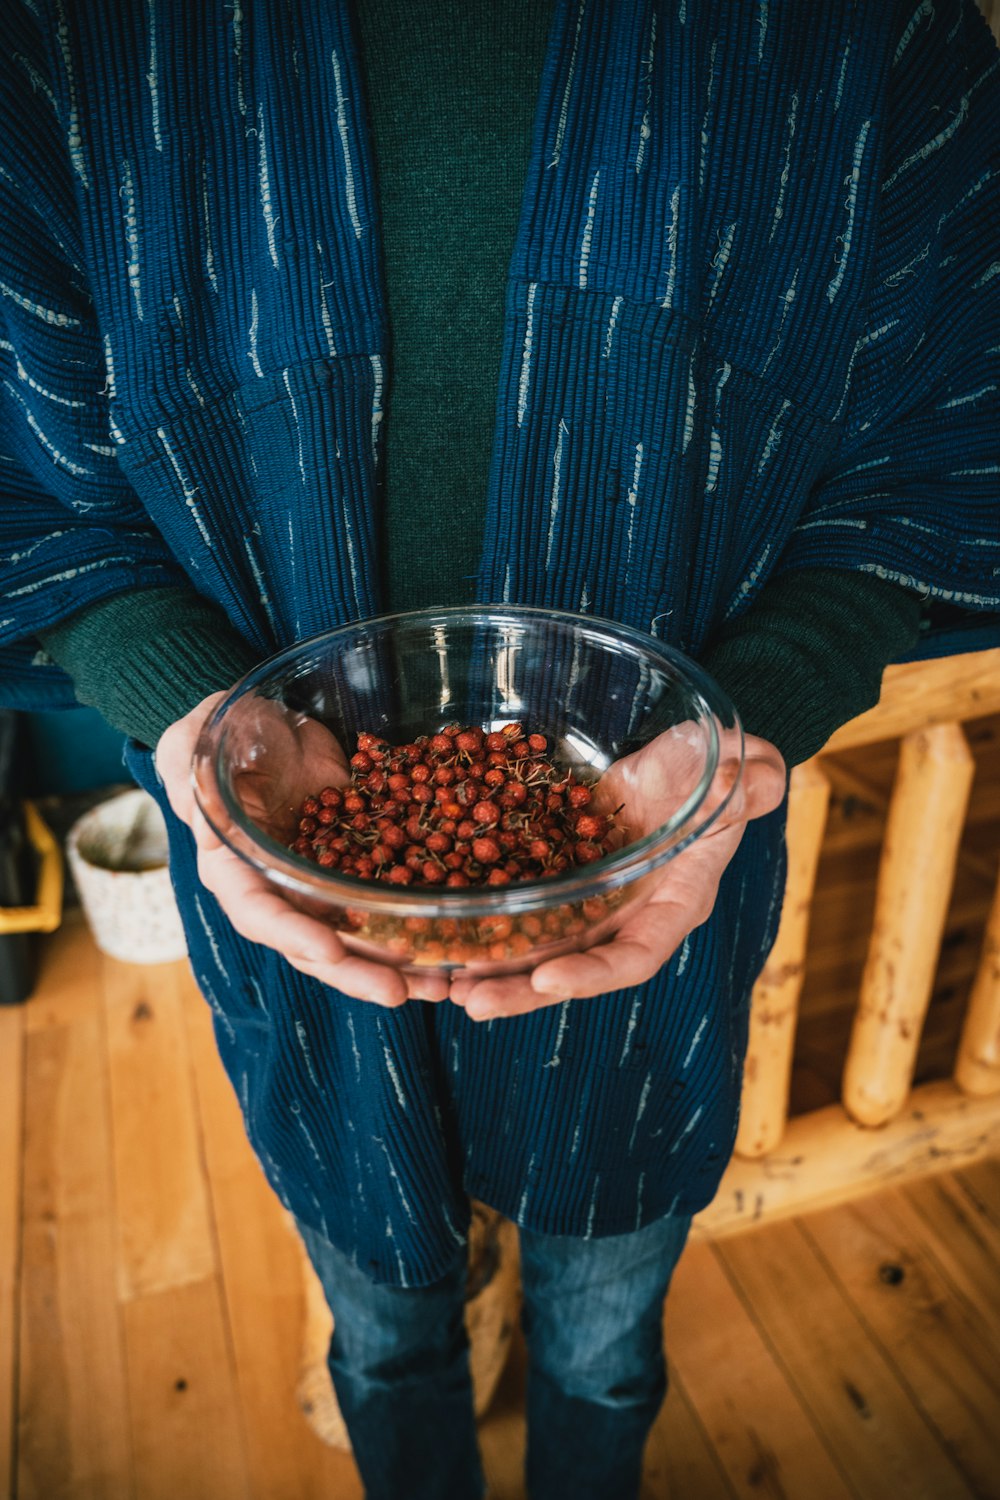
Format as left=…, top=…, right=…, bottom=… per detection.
left=155, top=691, right=450, bottom=1006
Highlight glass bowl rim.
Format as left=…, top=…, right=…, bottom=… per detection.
left=192, top=604, right=744, bottom=917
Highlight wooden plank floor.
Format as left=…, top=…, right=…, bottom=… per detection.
left=4, top=919, right=1000, bottom=1500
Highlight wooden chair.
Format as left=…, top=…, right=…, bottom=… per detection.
left=697, top=646, right=1000, bottom=1238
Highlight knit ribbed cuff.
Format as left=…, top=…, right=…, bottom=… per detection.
left=39, top=587, right=260, bottom=747
left=701, top=569, right=923, bottom=767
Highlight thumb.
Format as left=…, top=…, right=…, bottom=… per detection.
left=741, top=737, right=788, bottom=822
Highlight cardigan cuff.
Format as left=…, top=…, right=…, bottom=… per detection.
left=39, top=587, right=260, bottom=748
left=701, top=569, right=923, bottom=768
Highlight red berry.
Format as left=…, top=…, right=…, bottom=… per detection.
left=472, top=836, right=501, bottom=864
left=568, top=783, right=592, bottom=808
left=411, top=763, right=431, bottom=783
left=528, top=733, right=547, bottom=752
left=387, top=865, right=413, bottom=885
left=472, top=800, right=500, bottom=824
left=487, top=868, right=511, bottom=886
left=350, top=751, right=373, bottom=773
left=319, top=787, right=343, bottom=807
left=574, top=842, right=602, bottom=864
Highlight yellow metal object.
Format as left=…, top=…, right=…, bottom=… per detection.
left=0, top=801, right=63, bottom=935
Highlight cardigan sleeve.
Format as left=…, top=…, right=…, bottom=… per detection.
left=775, top=0, right=1000, bottom=617
left=0, top=8, right=200, bottom=710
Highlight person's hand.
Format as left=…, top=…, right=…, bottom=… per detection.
left=448, top=726, right=786, bottom=1021
left=156, top=691, right=450, bottom=1006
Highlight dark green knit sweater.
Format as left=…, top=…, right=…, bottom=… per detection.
left=40, top=0, right=920, bottom=762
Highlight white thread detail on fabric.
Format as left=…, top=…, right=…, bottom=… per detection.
left=579, top=170, right=600, bottom=289
left=157, top=427, right=213, bottom=548
left=619, top=994, right=643, bottom=1066
left=669, top=1104, right=704, bottom=1153
left=894, top=0, right=934, bottom=67
left=828, top=119, right=871, bottom=302
left=834, top=38, right=851, bottom=111
left=147, top=0, right=162, bottom=151
left=248, top=288, right=263, bottom=377
left=584, top=1174, right=600, bottom=1240
left=769, top=92, right=799, bottom=243
left=242, top=534, right=278, bottom=634
left=332, top=50, right=363, bottom=239
left=517, top=282, right=537, bottom=426
left=4, top=382, right=92, bottom=475
left=626, top=441, right=643, bottom=566
left=761, top=268, right=799, bottom=374
left=283, top=368, right=307, bottom=485
left=550, top=0, right=586, bottom=167
left=681, top=347, right=697, bottom=453
left=708, top=221, right=737, bottom=308
left=0, top=282, right=81, bottom=328
left=603, top=294, right=623, bottom=359
left=699, top=39, right=718, bottom=193
left=705, top=361, right=731, bottom=493
left=232, top=1, right=246, bottom=113
left=317, top=242, right=337, bottom=356
left=258, top=104, right=280, bottom=268
left=662, top=185, right=680, bottom=307
left=545, top=418, right=568, bottom=569
left=203, top=155, right=219, bottom=292
left=628, top=1072, right=652, bottom=1152
left=121, top=160, right=143, bottom=320
left=55, top=0, right=88, bottom=186
left=543, top=1001, right=572, bottom=1068
left=636, top=11, right=656, bottom=173
left=682, top=1014, right=710, bottom=1070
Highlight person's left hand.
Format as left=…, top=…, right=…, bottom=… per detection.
left=448, top=726, right=786, bottom=1021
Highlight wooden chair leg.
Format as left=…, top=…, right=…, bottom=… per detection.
left=736, top=760, right=830, bottom=1158
left=842, top=723, right=975, bottom=1128
left=954, top=873, right=1000, bottom=1097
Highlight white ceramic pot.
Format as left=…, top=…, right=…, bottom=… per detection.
left=66, top=789, right=187, bottom=963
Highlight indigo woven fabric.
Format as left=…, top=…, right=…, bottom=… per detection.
left=3, top=0, right=1000, bottom=1283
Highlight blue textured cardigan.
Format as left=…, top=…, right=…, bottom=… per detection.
left=2, top=0, right=999, bottom=1282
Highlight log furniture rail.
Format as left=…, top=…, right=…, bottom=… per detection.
left=693, top=646, right=1000, bottom=1239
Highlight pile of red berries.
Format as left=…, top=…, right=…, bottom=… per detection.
left=286, top=722, right=626, bottom=967
left=289, top=721, right=621, bottom=887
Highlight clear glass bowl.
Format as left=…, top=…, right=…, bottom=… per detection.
left=192, top=606, right=742, bottom=978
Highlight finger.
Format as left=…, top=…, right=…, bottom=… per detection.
left=530, top=933, right=667, bottom=1000
left=191, top=801, right=224, bottom=854
left=195, top=845, right=415, bottom=1006
left=404, top=972, right=451, bottom=1003
left=451, top=970, right=572, bottom=1020
left=291, top=951, right=410, bottom=1007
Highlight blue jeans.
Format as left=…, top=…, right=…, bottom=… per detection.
left=297, top=1210, right=692, bottom=1500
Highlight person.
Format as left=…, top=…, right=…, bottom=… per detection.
left=2, top=2, right=998, bottom=1496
